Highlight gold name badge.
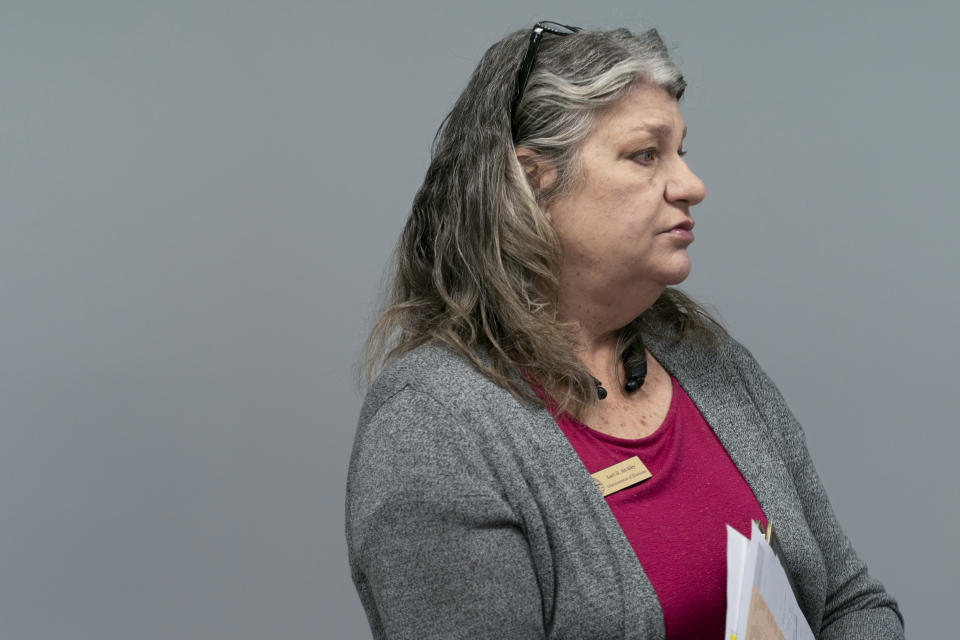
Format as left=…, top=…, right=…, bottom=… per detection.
left=590, top=456, right=652, bottom=497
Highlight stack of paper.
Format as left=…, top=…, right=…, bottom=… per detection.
left=725, top=522, right=814, bottom=640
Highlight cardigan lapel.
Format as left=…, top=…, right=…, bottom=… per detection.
left=646, top=333, right=825, bottom=627
left=646, top=335, right=794, bottom=529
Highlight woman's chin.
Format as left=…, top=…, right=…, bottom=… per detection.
left=659, top=258, right=693, bottom=286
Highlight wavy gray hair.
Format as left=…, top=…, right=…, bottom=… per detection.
left=364, top=25, right=724, bottom=416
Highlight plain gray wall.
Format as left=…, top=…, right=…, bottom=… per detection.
left=1, top=0, right=956, bottom=638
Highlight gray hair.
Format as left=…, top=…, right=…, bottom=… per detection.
left=364, top=26, right=722, bottom=416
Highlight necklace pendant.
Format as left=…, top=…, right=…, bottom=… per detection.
left=593, top=377, right=608, bottom=400
left=592, top=341, right=647, bottom=400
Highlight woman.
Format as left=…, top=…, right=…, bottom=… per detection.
left=346, top=23, right=903, bottom=639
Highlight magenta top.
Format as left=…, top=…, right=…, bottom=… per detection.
left=551, top=377, right=767, bottom=640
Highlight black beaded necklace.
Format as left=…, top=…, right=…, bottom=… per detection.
left=591, top=340, right=648, bottom=400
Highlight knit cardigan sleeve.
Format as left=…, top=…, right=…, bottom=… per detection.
left=346, top=385, right=546, bottom=640
left=722, top=339, right=905, bottom=639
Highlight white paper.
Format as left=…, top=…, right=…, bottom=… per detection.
left=731, top=525, right=763, bottom=639
left=725, top=524, right=814, bottom=640
left=725, top=525, right=749, bottom=638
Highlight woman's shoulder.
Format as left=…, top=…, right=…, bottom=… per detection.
left=348, top=342, right=553, bottom=532
left=644, top=321, right=745, bottom=374
left=356, top=342, right=548, bottom=463
left=648, top=327, right=794, bottom=415
left=654, top=328, right=806, bottom=444
left=362, top=341, right=508, bottom=420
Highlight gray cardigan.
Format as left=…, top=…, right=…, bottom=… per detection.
left=346, top=333, right=903, bottom=639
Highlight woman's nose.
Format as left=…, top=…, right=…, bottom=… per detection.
left=666, top=160, right=706, bottom=206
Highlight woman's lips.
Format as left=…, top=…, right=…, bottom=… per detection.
left=664, top=220, right=694, bottom=242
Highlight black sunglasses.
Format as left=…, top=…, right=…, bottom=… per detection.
left=510, top=21, right=582, bottom=140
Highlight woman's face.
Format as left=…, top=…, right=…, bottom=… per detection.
left=541, top=84, right=706, bottom=309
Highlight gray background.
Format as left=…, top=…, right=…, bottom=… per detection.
left=1, top=0, right=956, bottom=638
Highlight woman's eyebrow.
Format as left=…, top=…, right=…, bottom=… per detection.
left=624, top=124, right=688, bottom=140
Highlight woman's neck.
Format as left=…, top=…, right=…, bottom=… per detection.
left=556, top=284, right=662, bottom=377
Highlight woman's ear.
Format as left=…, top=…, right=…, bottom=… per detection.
left=515, top=147, right=556, bottom=198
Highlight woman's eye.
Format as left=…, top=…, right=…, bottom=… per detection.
left=632, top=149, right=657, bottom=164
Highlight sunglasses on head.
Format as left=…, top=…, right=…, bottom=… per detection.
left=510, top=21, right=582, bottom=140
